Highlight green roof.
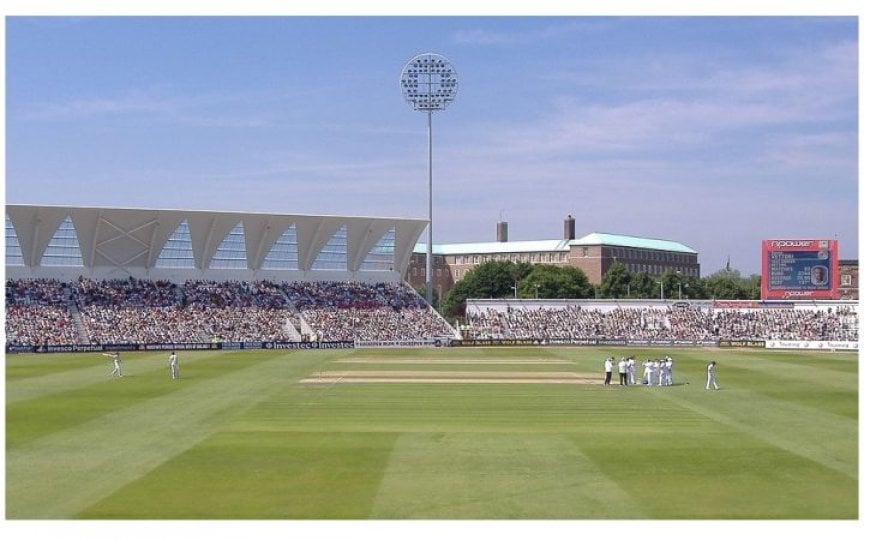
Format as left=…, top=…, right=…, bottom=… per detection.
left=571, top=232, right=697, bottom=254
left=414, top=232, right=696, bottom=255
left=415, top=239, right=572, bottom=255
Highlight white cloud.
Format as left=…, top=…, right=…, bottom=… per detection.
left=452, top=18, right=612, bottom=46
left=25, top=87, right=273, bottom=128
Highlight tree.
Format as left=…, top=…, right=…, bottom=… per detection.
left=440, top=261, right=534, bottom=316
left=701, top=268, right=759, bottom=300
left=599, top=261, right=632, bottom=298
left=519, top=265, right=594, bottom=299
left=628, top=271, right=657, bottom=299
left=679, top=275, right=707, bottom=299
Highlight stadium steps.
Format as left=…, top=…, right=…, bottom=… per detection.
left=66, top=300, right=90, bottom=344
left=273, top=286, right=305, bottom=342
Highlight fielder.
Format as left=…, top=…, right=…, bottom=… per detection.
left=706, top=361, right=720, bottom=390
left=617, top=357, right=628, bottom=386
left=168, top=350, right=179, bottom=380
left=103, top=351, right=123, bottom=378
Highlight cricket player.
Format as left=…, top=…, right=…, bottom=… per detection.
left=706, top=361, right=720, bottom=390
left=103, top=351, right=123, bottom=378
left=627, top=356, right=636, bottom=385
left=168, top=350, right=179, bottom=379
left=642, top=359, right=653, bottom=385
left=617, top=357, right=628, bottom=386
left=604, top=357, right=614, bottom=386
left=664, top=356, right=674, bottom=386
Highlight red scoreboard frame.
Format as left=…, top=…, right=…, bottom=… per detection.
left=761, top=239, right=839, bottom=300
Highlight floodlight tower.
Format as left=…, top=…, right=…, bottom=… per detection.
left=400, top=52, right=458, bottom=306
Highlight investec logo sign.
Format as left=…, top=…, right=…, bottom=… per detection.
left=769, top=240, right=814, bottom=248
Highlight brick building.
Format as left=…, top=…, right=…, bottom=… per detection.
left=405, top=216, right=700, bottom=300
left=838, top=259, right=859, bottom=300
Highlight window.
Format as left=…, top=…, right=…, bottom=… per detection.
left=582, top=247, right=588, bottom=257
left=210, top=222, right=247, bottom=269
left=5, top=215, right=24, bottom=266
left=263, top=224, right=299, bottom=270
left=360, top=227, right=395, bottom=271
left=157, top=220, right=196, bottom=268
left=42, top=216, right=83, bottom=267
left=312, top=225, right=347, bottom=270
left=841, top=274, right=852, bottom=286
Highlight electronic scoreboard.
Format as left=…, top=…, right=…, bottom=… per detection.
left=761, top=239, right=838, bottom=300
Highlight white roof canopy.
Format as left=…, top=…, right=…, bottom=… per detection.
left=6, top=204, right=427, bottom=283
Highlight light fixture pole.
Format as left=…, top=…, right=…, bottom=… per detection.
left=676, top=269, right=683, bottom=300
left=400, top=52, right=458, bottom=306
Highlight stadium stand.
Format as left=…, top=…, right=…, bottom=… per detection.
left=6, top=277, right=859, bottom=348
left=6, top=278, right=456, bottom=346
left=464, top=303, right=858, bottom=342
left=5, top=278, right=79, bottom=346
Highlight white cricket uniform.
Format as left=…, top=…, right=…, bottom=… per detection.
left=617, top=359, right=627, bottom=385
left=169, top=352, right=179, bottom=379
left=706, top=363, right=720, bottom=390
left=665, top=358, right=673, bottom=385
left=105, top=353, right=122, bottom=377
left=627, top=358, right=636, bottom=384
left=642, top=361, right=652, bottom=385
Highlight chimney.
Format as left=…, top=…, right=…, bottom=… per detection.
left=564, top=214, right=576, bottom=240
left=497, top=220, right=508, bottom=242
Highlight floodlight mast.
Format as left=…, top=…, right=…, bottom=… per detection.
left=400, top=52, right=458, bottom=306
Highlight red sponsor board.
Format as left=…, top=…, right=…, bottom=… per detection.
left=761, top=239, right=839, bottom=300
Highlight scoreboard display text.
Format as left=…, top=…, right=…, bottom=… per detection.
left=761, top=239, right=838, bottom=300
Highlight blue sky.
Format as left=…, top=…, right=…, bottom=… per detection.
left=4, top=14, right=859, bottom=276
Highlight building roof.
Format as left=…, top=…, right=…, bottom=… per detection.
left=571, top=232, right=697, bottom=254
left=416, top=239, right=573, bottom=256
left=6, top=204, right=427, bottom=281
left=414, top=231, right=696, bottom=256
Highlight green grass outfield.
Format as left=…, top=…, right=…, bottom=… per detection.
left=5, top=346, right=858, bottom=519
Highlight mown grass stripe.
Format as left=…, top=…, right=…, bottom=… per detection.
left=5, top=354, right=293, bottom=519
left=725, top=355, right=855, bottom=391
left=370, top=432, right=640, bottom=518
left=5, top=351, right=225, bottom=404
left=650, top=388, right=857, bottom=480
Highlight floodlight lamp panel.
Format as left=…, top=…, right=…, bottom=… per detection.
left=400, top=52, right=458, bottom=112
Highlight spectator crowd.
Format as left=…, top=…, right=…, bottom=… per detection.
left=6, top=278, right=859, bottom=347
left=5, top=277, right=455, bottom=346
left=465, top=304, right=858, bottom=342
